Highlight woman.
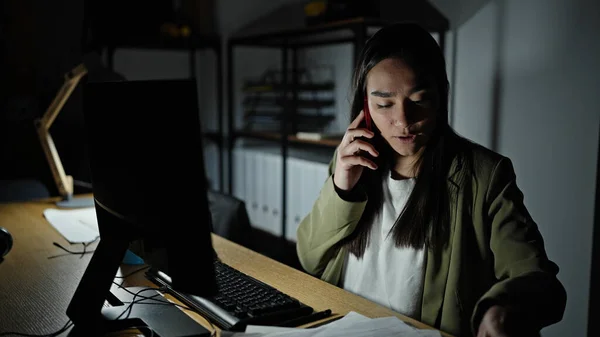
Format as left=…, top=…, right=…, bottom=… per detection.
left=296, top=23, right=566, bottom=337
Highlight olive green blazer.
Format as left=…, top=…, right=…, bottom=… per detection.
left=296, top=142, right=566, bottom=336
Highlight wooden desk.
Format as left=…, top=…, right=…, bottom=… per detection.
left=0, top=196, right=450, bottom=336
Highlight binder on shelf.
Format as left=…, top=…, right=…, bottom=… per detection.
left=304, top=160, right=321, bottom=226
left=257, top=151, right=281, bottom=236
left=315, top=161, right=330, bottom=194
left=244, top=150, right=259, bottom=226
left=232, top=148, right=246, bottom=201
left=266, top=154, right=283, bottom=236
left=296, top=159, right=315, bottom=242
left=255, top=151, right=267, bottom=231
left=298, top=159, right=310, bottom=237
left=285, top=157, right=301, bottom=242
left=283, top=157, right=330, bottom=242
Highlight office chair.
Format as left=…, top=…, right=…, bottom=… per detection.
left=207, top=190, right=253, bottom=248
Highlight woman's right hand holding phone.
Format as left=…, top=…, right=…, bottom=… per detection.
left=333, top=110, right=379, bottom=191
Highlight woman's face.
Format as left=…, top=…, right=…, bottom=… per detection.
left=365, top=57, right=439, bottom=160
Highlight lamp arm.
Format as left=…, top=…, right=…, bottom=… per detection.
left=36, top=127, right=74, bottom=198
left=35, top=63, right=88, bottom=199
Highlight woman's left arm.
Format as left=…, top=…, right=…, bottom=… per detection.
left=471, top=158, right=567, bottom=335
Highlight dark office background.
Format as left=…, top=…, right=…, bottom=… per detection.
left=1, top=1, right=599, bottom=336
left=1, top=0, right=86, bottom=196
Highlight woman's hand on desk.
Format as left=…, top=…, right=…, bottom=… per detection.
left=334, top=110, right=379, bottom=191
left=477, top=304, right=533, bottom=337
left=477, top=305, right=511, bottom=337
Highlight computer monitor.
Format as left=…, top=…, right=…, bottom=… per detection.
left=66, top=78, right=218, bottom=335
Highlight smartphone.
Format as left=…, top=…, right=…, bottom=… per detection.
left=360, top=96, right=377, bottom=165
left=363, top=96, right=372, bottom=131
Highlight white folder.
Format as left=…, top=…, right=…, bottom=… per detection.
left=244, top=150, right=258, bottom=226
left=315, top=162, right=330, bottom=195
left=305, top=160, right=321, bottom=220
left=259, top=152, right=280, bottom=236
left=276, top=154, right=286, bottom=236
left=285, top=157, right=300, bottom=242
left=266, top=154, right=283, bottom=236
left=232, top=148, right=246, bottom=201
left=296, top=158, right=315, bottom=242
left=255, top=151, right=268, bottom=232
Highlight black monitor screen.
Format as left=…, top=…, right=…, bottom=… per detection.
left=82, top=78, right=217, bottom=296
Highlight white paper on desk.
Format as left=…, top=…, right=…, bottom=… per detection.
left=245, top=326, right=299, bottom=334
left=43, top=207, right=99, bottom=243
left=221, top=311, right=441, bottom=337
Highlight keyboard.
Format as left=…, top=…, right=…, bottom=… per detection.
left=146, top=260, right=314, bottom=331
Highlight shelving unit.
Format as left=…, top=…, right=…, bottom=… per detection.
left=236, top=130, right=342, bottom=148
left=102, top=34, right=225, bottom=191
left=241, top=67, right=336, bottom=135
left=226, top=1, right=449, bottom=244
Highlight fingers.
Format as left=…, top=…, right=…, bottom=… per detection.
left=341, top=139, right=379, bottom=158
left=344, top=128, right=374, bottom=144
left=337, top=110, right=378, bottom=171
left=339, top=139, right=379, bottom=171
left=348, top=110, right=365, bottom=129
left=340, top=154, right=378, bottom=170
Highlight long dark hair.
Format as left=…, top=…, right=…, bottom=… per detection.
left=341, top=23, right=465, bottom=257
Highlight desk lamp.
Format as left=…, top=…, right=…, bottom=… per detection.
left=34, top=62, right=94, bottom=208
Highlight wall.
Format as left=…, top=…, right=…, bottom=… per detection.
left=0, top=0, right=91, bottom=195
left=449, top=1, right=600, bottom=336
left=499, top=1, right=599, bottom=335
left=448, top=1, right=497, bottom=148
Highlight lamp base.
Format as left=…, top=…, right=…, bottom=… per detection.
left=56, top=196, right=95, bottom=208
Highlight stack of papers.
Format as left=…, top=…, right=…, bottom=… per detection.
left=221, top=312, right=442, bottom=337
left=43, top=207, right=99, bottom=243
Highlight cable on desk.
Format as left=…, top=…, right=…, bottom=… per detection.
left=79, top=236, right=99, bottom=258
left=0, top=285, right=216, bottom=337
left=127, top=290, right=217, bottom=337
left=48, top=236, right=100, bottom=259
left=110, top=282, right=217, bottom=337
left=115, top=287, right=163, bottom=321
left=111, top=282, right=192, bottom=313
left=115, top=265, right=151, bottom=286
left=48, top=244, right=95, bottom=259
left=0, top=320, right=73, bottom=337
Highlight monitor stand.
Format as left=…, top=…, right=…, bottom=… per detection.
left=66, top=227, right=211, bottom=337
left=56, top=195, right=95, bottom=208
left=69, top=287, right=212, bottom=337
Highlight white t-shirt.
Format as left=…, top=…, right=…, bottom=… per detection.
left=340, top=174, right=425, bottom=319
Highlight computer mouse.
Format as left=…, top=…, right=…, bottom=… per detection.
left=0, top=227, right=13, bottom=258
